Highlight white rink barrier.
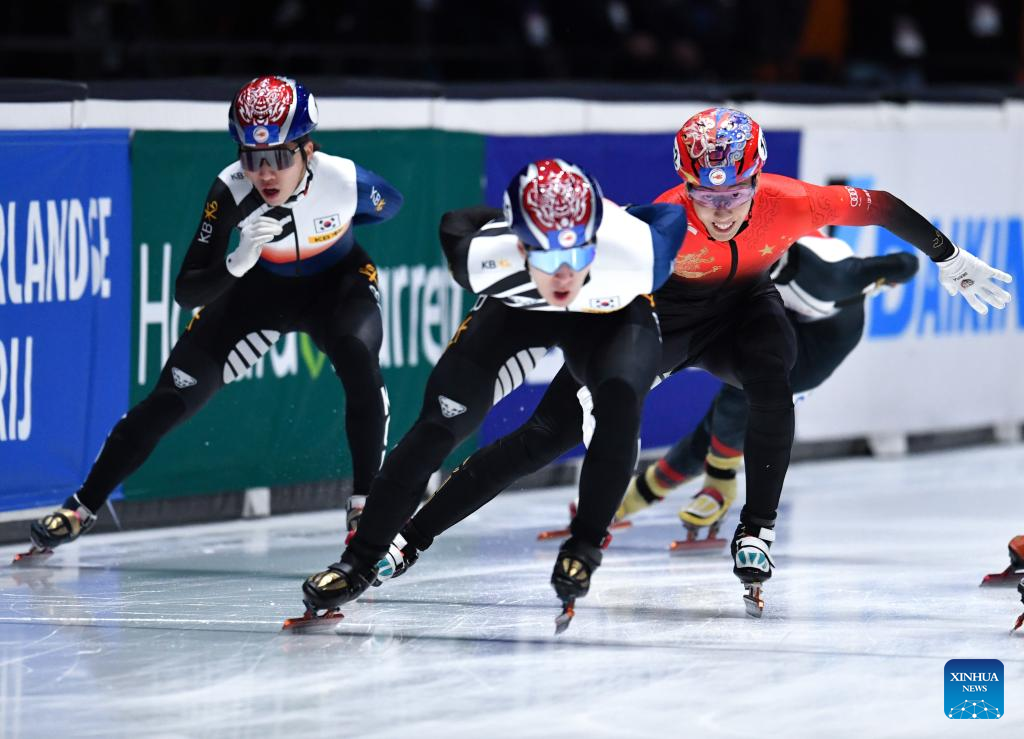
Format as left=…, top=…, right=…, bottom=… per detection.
left=2, top=94, right=1021, bottom=447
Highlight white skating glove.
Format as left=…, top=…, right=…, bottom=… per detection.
left=936, top=246, right=1012, bottom=315
left=226, top=216, right=283, bottom=277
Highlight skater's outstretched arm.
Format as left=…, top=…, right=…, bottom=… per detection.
left=801, top=181, right=1011, bottom=313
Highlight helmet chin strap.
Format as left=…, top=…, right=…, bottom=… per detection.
left=281, top=150, right=313, bottom=203
left=298, top=147, right=313, bottom=197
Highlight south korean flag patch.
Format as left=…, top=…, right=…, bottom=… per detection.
left=315, top=214, right=341, bottom=233
left=589, top=296, right=620, bottom=311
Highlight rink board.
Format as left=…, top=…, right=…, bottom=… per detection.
left=0, top=129, right=132, bottom=510
left=3, top=99, right=1024, bottom=512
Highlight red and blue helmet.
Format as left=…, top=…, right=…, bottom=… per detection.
left=502, top=158, right=604, bottom=251
left=229, top=76, right=318, bottom=147
left=673, top=107, right=767, bottom=187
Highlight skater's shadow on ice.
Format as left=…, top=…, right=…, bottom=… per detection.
left=362, top=596, right=739, bottom=622
left=5, top=562, right=311, bottom=581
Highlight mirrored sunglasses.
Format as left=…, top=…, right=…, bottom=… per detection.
left=239, top=146, right=300, bottom=172
left=526, top=244, right=597, bottom=275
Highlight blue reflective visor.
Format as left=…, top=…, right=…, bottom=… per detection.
left=525, top=245, right=597, bottom=275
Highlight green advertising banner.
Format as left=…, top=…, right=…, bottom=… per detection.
left=128, top=130, right=484, bottom=500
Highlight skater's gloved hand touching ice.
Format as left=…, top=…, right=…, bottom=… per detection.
left=937, top=246, right=1012, bottom=315
left=226, top=216, right=283, bottom=277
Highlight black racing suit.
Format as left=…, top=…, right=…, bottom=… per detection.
left=346, top=201, right=687, bottom=562
left=73, top=152, right=401, bottom=512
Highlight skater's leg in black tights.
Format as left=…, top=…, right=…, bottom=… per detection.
left=312, top=290, right=387, bottom=495
left=730, top=295, right=796, bottom=527
left=347, top=349, right=495, bottom=563
left=75, top=339, right=223, bottom=512
left=347, top=300, right=559, bottom=563
left=408, top=368, right=584, bottom=545
left=565, top=302, right=661, bottom=547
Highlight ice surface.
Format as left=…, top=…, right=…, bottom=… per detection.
left=2, top=445, right=1024, bottom=738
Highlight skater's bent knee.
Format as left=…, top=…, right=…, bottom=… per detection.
left=591, top=379, right=644, bottom=422
left=740, top=376, right=792, bottom=411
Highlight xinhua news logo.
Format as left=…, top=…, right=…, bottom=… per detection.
left=945, top=659, right=1003, bottom=719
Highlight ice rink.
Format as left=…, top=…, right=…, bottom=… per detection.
left=2, top=443, right=1023, bottom=738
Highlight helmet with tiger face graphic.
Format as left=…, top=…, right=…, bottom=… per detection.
left=229, top=75, right=318, bottom=147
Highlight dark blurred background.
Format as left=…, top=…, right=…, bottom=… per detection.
left=2, top=0, right=1022, bottom=88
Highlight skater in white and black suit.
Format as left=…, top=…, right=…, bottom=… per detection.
left=300, top=158, right=687, bottom=626
left=25, top=75, right=402, bottom=555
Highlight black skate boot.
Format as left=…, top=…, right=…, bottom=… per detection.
left=550, top=536, right=603, bottom=634
left=285, top=549, right=379, bottom=630
left=302, top=549, right=379, bottom=611
left=15, top=495, right=97, bottom=563
left=731, top=520, right=776, bottom=618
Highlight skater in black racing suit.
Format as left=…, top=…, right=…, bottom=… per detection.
left=299, top=158, right=687, bottom=624
left=26, top=75, right=401, bottom=555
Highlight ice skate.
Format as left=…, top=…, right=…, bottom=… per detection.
left=550, top=536, right=603, bottom=634
left=284, top=550, right=378, bottom=629
left=669, top=486, right=732, bottom=554
left=731, top=522, right=775, bottom=618
left=980, top=535, right=1024, bottom=586
left=669, top=454, right=738, bottom=555
left=13, top=495, right=97, bottom=565
left=372, top=533, right=420, bottom=586
left=281, top=607, right=345, bottom=631
left=537, top=499, right=632, bottom=541
left=11, top=546, right=54, bottom=565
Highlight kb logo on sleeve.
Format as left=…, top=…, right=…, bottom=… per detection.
left=945, top=659, right=1003, bottom=719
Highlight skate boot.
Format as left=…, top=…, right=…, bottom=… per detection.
left=372, top=531, right=421, bottom=586
left=980, top=535, right=1024, bottom=586
left=671, top=452, right=740, bottom=554
left=284, top=549, right=379, bottom=629
left=550, top=536, right=603, bottom=634
left=731, top=521, right=776, bottom=618
left=14, top=495, right=97, bottom=563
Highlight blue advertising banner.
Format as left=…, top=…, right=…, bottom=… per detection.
left=0, top=129, right=132, bottom=511
left=480, top=131, right=800, bottom=452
